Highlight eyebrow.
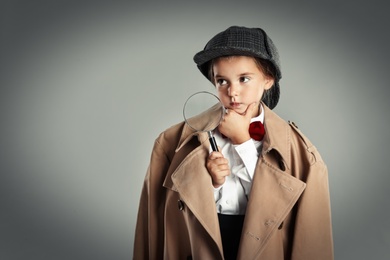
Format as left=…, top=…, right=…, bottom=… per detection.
left=238, top=72, right=255, bottom=76
left=214, top=72, right=255, bottom=78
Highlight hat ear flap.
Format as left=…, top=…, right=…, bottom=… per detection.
left=259, top=28, right=282, bottom=80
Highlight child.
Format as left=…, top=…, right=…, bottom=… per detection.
left=133, top=26, right=333, bottom=260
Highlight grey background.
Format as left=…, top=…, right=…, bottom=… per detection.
left=1, top=0, right=389, bottom=259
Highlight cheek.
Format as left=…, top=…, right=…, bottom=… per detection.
left=216, top=87, right=227, bottom=97
left=220, top=96, right=230, bottom=107
left=245, top=87, right=264, bottom=101
left=216, top=92, right=230, bottom=106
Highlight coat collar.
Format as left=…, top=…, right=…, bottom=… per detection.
left=175, top=103, right=223, bottom=152
left=175, top=102, right=292, bottom=169
left=261, top=104, right=291, bottom=170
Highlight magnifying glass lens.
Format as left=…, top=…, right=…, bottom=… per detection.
left=183, top=91, right=224, bottom=151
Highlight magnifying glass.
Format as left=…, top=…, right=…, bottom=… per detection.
left=183, top=91, right=225, bottom=152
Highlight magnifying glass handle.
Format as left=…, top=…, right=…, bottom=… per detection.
left=208, top=131, right=218, bottom=152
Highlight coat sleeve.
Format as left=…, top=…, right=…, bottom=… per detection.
left=291, top=146, right=334, bottom=259
left=133, top=138, right=170, bottom=260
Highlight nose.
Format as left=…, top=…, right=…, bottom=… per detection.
left=228, top=82, right=239, bottom=97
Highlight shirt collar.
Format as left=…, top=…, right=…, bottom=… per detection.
left=250, top=104, right=265, bottom=124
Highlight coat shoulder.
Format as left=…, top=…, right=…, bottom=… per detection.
left=285, top=121, right=328, bottom=186
left=154, top=121, right=186, bottom=158
left=288, top=121, right=325, bottom=166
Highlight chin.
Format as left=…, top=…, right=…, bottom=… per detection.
left=233, top=108, right=246, bottom=115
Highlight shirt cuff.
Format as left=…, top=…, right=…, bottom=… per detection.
left=213, top=185, right=223, bottom=202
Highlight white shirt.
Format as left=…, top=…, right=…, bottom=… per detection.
left=211, top=108, right=264, bottom=215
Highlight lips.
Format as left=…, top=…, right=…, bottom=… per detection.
left=227, top=102, right=247, bottom=115
left=230, top=102, right=241, bottom=108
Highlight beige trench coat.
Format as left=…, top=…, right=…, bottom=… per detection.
left=133, top=104, right=333, bottom=260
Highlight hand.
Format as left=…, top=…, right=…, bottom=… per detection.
left=219, top=102, right=258, bottom=144
left=206, top=148, right=230, bottom=188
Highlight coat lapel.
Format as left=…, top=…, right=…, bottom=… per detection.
left=237, top=105, right=306, bottom=259
left=171, top=137, right=223, bottom=253
left=237, top=159, right=306, bottom=259
left=162, top=102, right=224, bottom=253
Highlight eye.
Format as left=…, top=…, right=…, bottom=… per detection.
left=216, top=79, right=227, bottom=86
left=240, top=77, right=250, bottom=83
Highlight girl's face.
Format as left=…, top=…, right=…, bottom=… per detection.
left=212, top=56, right=274, bottom=117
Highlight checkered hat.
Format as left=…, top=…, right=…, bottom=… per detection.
left=193, top=26, right=282, bottom=109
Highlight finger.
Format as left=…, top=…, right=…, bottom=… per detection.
left=211, top=168, right=230, bottom=179
left=209, top=151, right=224, bottom=160
left=207, top=158, right=229, bottom=171
left=207, top=157, right=229, bottom=170
left=214, top=157, right=229, bottom=166
left=216, top=166, right=230, bottom=174
left=245, top=102, right=258, bottom=119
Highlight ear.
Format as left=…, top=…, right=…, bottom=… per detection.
left=264, top=76, right=275, bottom=90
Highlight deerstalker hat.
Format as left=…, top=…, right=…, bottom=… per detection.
left=193, top=26, right=282, bottom=109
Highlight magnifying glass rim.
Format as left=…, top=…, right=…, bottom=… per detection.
left=183, top=91, right=225, bottom=132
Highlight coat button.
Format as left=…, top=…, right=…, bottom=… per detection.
left=178, top=200, right=185, bottom=211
